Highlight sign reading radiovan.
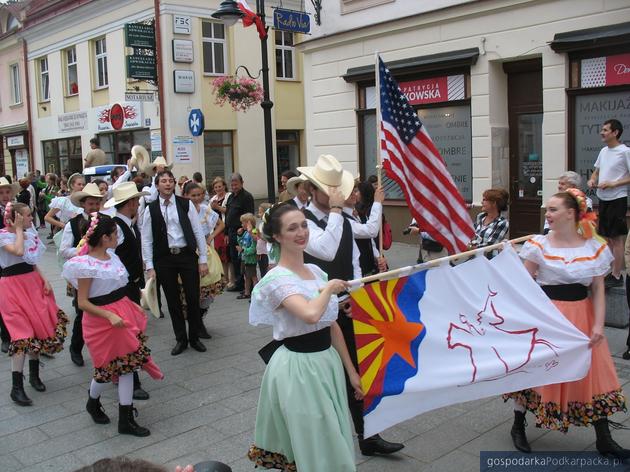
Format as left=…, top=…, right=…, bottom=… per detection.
left=95, top=102, right=144, bottom=132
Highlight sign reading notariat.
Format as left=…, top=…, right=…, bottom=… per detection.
left=273, top=8, right=310, bottom=34
left=96, top=102, right=143, bottom=131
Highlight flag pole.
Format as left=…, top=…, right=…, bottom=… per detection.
left=349, top=234, right=535, bottom=286
left=375, top=51, right=384, bottom=257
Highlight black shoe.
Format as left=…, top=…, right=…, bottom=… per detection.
left=226, top=286, right=242, bottom=292
left=1, top=340, right=8, bottom=353
left=132, top=371, right=149, bottom=400
left=359, top=434, right=404, bottom=456
left=594, top=418, right=630, bottom=460
left=623, top=348, right=630, bottom=360
left=28, top=359, right=46, bottom=392
left=46, top=234, right=53, bottom=240
left=200, top=308, right=208, bottom=318
left=86, top=395, right=110, bottom=424
left=70, top=348, right=84, bottom=366
left=190, top=339, right=207, bottom=352
left=159, top=311, right=165, bottom=319
left=118, top=404, right=150, bottom=437
left=171, top=341, right=188, bottom=356
left=10, top=372, right=32, bottom=406
left=198, top=325, right=212, bottom=339
left=605, top=274, right=623, bottom=288
left=511, top=410, right=531, bottom=453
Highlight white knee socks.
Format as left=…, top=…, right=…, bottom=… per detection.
left=117, top=373, right=134, bottom=406
left=11, top=353, right=25, bottom=372
left=89, top=379, right=108, bottom=399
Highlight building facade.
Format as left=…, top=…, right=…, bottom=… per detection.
left=299, top=0, right=630, bottom=238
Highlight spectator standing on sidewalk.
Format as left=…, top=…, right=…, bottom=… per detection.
left=224, top=173, right=254, bottom=293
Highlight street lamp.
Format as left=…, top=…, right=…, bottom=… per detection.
left=212, top=0, right=276, bottom=203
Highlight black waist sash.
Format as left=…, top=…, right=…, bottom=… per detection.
left=2, top=263, right=34, bottom=277
left=258, top=327, right=332, bottom=364
left=88, top=286, right=127, bottom=306
left=541, top=283, right=588, bottom=301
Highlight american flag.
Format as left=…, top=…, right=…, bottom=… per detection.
left=378, top=57, right=474, bottom=254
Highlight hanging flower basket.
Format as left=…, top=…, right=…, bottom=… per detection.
left=211, top=76, right=264, bottom=112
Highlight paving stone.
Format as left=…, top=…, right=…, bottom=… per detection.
left=0, top=452, right=23, bottom=470
left=420, top=449, right=479, bottom=472
left=210, top=407, right=257, bottom=437
left=73, top=431, right=169, bottom=465
left=0, top=426, right=49, bottom=455
left=27, top=452, right=86, bottom=472
left=403, top=420, right=481, bottom=462
left=149, top=402, right=237, bottom=437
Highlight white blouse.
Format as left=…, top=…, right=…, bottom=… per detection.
left=0, top=227, right=47, bottom=268
left=49, top=196, right=82, bottom=224
left=62, top=249, right=128, bottom=297
left=249, top=264, right=338, bottom=340
left=519, top=234, right=613, bottom=286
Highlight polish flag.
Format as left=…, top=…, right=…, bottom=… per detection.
left=237, top=0, right=267, bottom=39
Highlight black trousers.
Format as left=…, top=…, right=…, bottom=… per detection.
left=155, top=251, right=202, bottom=343
left=626, top=275, right=630, bottom=347
left=228, top=228, right=244, bottom=290
left=258, top=254, right=269, bottom=278
left=0, top=312, right=10, bottom=343
left=337, top=306, right=365, bottom=437
left=70, top=293, right=84, bottom=353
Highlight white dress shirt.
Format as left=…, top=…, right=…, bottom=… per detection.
left=293, top=196, right=308, bottom=210
left=59, top=212, right=88, bottom=260
left=141, top=195, right=208, bottom=270
left=344, top=204, right=382, bottom=259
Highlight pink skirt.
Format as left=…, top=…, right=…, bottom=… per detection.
left=83, top=296, right=163, bottom=383
left=0, top=271, right=68, bottom=355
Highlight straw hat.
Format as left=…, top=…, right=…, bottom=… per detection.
left=144, top=155, right=172, bottom=176
left=129, top=145, right=149, bottom=172
left=69, top=182, right=105, bottom=207
left=0, top=177, right=19, bottom=197
left=103, top=182, right=150, bottom=209
left=140, top=277, right=160, bottom=319
left=297, top=154, right=355, bottom=200
left=286, top=175, right=308, bottom=197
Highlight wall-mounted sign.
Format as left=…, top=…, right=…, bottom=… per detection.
left=188, top=109, right=204, bottom=136
left=125, top=92, right=154, bottom=102
left=150, top=130, right=162, bottom=157
left=273, top=8, right=310, bottom=34
left=15, top=149, right=29, bottom=178
left=173, top=136, right=194, bottom=163
left=125, top=23, right=155, bottom=49
left=173, top=39, right=194, bottom=63
left=581, top=53, right=630, bottom=88
left=398, top=74, right=465, bottom=106
left=127, top=55, right=157, bottom=80
left=174, top=70, right=195, bottom=93
left=58, top=111, right=88, bottom=133
left=96, top=102, right=143, bottom=131
left=173, top=15, right=192, bottom=34
left=6, top=135, right=25, bottom=147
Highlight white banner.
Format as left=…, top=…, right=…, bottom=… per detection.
left=351, top=246, right=591, bottom=437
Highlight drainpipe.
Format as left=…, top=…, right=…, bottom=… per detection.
left=22, top=37, right=35, bottom=172
left=154, top=0, right=167, bottom=160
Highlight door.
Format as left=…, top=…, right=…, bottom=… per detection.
left=505, top=59, right=543, bottom=237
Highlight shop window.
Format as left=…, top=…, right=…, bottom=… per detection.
left=9, top=63, right=21, bottom=104
left=275, top=31, right=295, bottom=79
left=203, top=131, right=233, bottom=182
left=276, top=131, right=300, bottom=175
left=94, top=38, right=108, bottom=88
left=42, top=137, right=82, bottom=176
left=39, top=57, right=49, bottom=102
left=202, top=21, right=226, bottom=75
left=97, top=130, right=151, bottom=165
left=66, top=47, right=78, bottom=96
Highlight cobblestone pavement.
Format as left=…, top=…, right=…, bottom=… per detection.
left=1, top=235, right=630, bottom=471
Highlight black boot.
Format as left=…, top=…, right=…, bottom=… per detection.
left=28, top=359, right=46, bottom=392
left=358, top=434, right=404, bottom=456
left=594, top=418, right=630, bottom=460
left=86, top=394, right=110, bottom=424
left=10, top=372, right=32, bottom=406
left=511, top=410, right=531, bottom=453
left=132, top=371, right=149, bottom=401
left=118, top=404, right=150, bottom=437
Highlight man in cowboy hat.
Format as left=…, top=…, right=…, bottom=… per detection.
left=103, top=181, right=151, bottom=400
left=0, top=177, right=18, bottom=353
left=285, top=175, right=311, bottom=210
left=84, top=137, right=107, bottom=168
left=59, top=182, right=105, bottom=366
left=141, top=170, right=209, bottom=356
left=300, top=154, right=404, bottom=457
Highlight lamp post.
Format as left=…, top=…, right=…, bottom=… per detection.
left=212, top=0, right=276, bottom=203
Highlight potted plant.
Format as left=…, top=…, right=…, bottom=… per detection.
left=211, top=76, right=264, bottom=112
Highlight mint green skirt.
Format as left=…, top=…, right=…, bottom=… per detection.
left=248, top=345, right=356, bottom=472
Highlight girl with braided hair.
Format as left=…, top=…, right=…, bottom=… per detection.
left=0, top=202, right=68, bottom=406
left=504, top=189, right=629, bottom=459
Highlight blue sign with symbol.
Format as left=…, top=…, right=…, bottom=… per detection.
left=273, top=8, right=310, bottom=34
left=188, top=109, right=204, bottom=136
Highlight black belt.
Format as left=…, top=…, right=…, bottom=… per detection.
left=2, top=263, right=34, bottom=277
left=88, top=286, right=127, bottom=306
left=258, top=327, right=332, bottom=364
left=541, top=284, right=588, bottom=301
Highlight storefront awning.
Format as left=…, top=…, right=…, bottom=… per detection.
left=550, top=22, right=630, bottom=53
left=342, top=48, right=479, bottom=83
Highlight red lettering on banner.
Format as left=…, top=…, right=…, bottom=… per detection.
left=606, top=53, right=630, bottom=86
left=399, top=76, right=448, bottom=105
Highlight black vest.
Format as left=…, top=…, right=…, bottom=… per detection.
left=148, top=196, right=196, bottom=261
left=303, top=209, right=354, bottom=281
left=70, top=214, right=88, bottom=247
left=114, top=216, right=143, bottom=283
left=354, top=213, right=377, bottom=277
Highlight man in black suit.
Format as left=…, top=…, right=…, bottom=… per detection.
left=224, top=173, right=254, bottom=293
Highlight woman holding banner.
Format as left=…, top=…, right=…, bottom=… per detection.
left=506, top=189, right=628, bottom=459
left=247, top=203, right=363, bottom=472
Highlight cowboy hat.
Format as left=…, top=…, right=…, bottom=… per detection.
left=144, top=155, right=172, bottom=176
left=297, top=154, right=355, bottom=200
left=0, top=177, right=19, bottom=197
left=286, top=175, right=308, bottom=197
left=103, top=181, right=150, bottom=209
left=140, top=277, right=160, bottom=319
left=129, top=145, right=149, bottom=172
left=70, top=182, right=105, bottom=207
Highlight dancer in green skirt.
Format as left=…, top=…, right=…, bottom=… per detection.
left=248, top=203, right=364, bottom=472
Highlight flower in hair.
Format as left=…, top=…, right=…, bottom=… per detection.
left=76, top=212, right=100, bottom=255
left=565, top=188, right=601, bottom=240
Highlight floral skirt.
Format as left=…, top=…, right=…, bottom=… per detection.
left=504, top=298, right=626, bottom=432
left=0, top=271, right=68, bottom=356
left=83, top=296, right=163, bottom=383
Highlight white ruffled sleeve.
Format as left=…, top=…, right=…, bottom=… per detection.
left=250, top=269, right=303, bottom=326
left=48, top=196, right=64, bottom=210
left=22, top=229, right=46, bottom=265
left=519, top=235, right=544, bottom=265
left=62, top=251, right=128, bottom=289
left=0, top=230, right=15, bottom=248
